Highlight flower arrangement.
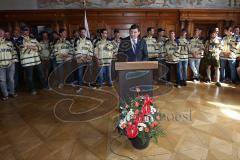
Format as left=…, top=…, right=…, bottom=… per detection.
left=117, top=92, right=164, bottom=144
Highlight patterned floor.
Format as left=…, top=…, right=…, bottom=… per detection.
left=0, top=82, right=240, bottom=160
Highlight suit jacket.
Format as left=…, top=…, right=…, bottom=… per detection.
left=118, top=36, right=148, bottom=62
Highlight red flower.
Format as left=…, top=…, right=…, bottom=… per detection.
left=144, top=127, right=150, bottom=133
left=153, top=121, right=159, bottom=126
left=134, top=109, right=139, bottom=115
left=121, top=123, right=126, bottom=129
left=127, top=124, right=139, bottom=138
left=134, top=113, right=144, bottom=125
left=141, top=103, right=151, bottom=115
left=144, top=95, right=153, bottom=105
left=156, top=115, right=161, bottom=120
left=150, top=123, right=155, bottom=128
left=135, top=102, right=140, bottom=107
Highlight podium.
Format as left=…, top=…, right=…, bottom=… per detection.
left=115, top=61, right=158, bottom=103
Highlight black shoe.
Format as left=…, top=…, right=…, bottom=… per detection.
left=183, top=81, right=187, bottom=86
left=1, top=96, right=8, bottom=101
left=175, top=84, right=181, bottom=88
left=232, top=81, right=239, bottom=85
left=180, top=80, right=184, bottom=86
left=215, top=82, right=221, bottom=87
left=31, top=91, right=37, bottom=95
left=108, top=84, right=113, bottom=87
left=206, top=79, right=211, bottom=83
left=9, top=93, right=18, bottom=98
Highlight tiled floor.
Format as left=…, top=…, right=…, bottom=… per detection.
left=0, top=82, right=240, bottom=160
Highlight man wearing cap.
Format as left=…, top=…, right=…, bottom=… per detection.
left=18, top=26, right=47, bottom=95
left=177, top=29, right=190, bottom=86
left=189, top=28, right=205, bottom=82
left=0, top=28, right=18, bottom=100
left=143, top=27, right=158, bottom=60
left=156, top=28, right=168, bottom=81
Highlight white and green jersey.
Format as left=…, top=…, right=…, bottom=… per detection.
left=39, top=40, right=50, bottom=60
left=74, top=37, right=93, bottom=58
left=19, top=36, right=41, bottom=67
left=143, top=36, right=158, bottom=58
left=220, top=35, right=239, bottom=60
left=177, top=37, right=189, bottom=60
left=189, top=37, right=204, bottom=59
left=165, top=39, right=180, bottom=63
left=53, top=38, right=73, bottom=64
left=204, top=37, right=222, bottom=60
left=94, top=39, right=116, bottom=66
left=156, top=36, right=168, bottom=60
left=0, top=38, right=17, bottom=68
left=112, top=38, right=121, bottom=55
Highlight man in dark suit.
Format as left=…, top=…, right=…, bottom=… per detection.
left=118, top=24, right=148, bottom=61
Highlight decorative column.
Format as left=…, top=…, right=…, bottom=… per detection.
left=53, top=20, right=60, bottom=32
left=180, top=20, right=186, bottom=30
left=187, top=20, right=194, bottom=37
left=7, top=22, right=12, bottom=32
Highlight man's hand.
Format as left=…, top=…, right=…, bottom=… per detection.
left=27, top=45, right=38, bottom=51
left=191, top=52, right=197, bottom=58
left=59, top=53, right=69, bottom=60
left=223, top=52, right=230, bottom=58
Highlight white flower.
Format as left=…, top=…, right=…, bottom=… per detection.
left=148, top=115, right=154, bottom=123
left=126, top=109, right=134, bottom=120
left=150, top=106, right=156, bottom=114
left=138, top=126, right=143, bottom=131
left=144, top=116, right=150, bottom=123
left=119, top=119, right=126, bottom=129
left=126, top=114, right=131, bottom=121
left=138, top=123, right=147, bottom=128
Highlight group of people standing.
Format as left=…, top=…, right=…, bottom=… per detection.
left=0, top=26, right=121, bottom=101
left=142, top=25, right=240, bottom=88
left=0, top=24, right=240, bottom=100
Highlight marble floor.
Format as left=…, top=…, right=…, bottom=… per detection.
left=0, top=82, right=240, bottom=160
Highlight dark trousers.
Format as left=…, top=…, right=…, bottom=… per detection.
left=166, top=62, right=180, bottom=85
left=14, top=62, right=24, bottom=90
left=24, top=64, right=46, bottom=92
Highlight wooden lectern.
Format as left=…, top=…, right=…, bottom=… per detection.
left=115, top=61, right=158, bottom=103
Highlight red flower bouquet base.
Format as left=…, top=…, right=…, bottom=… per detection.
left=129, top=133, right=150, bottom=149
left=117, top=93, right=165, bottom=150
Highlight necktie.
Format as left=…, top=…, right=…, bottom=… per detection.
left=133, top=39, right=137, bottom=54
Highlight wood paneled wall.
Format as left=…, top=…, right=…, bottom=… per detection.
left=0, top=9, right=239, bottom=38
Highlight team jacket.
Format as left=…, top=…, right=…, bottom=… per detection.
left=188, top=37, right=204, bottom=59
left=165, top=39, right=180, bottom=63
left=94, top=39, right=116, bottom=66
left=19, top=36, right=41, bottom=67
left=53, top=38, right=73, bottom=64
left=0, top=38, right=17, bottom=68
